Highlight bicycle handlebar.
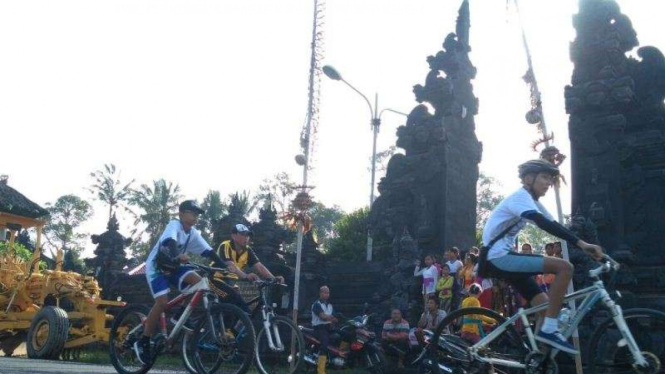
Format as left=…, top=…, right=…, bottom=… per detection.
left=588, top=254, right=620, bottom=278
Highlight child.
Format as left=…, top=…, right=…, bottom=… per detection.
left=414, top=255, right=438, bottom=306
left=460, top=283, right=496, bottom=343
left=436, top=264, right=454, bottom=312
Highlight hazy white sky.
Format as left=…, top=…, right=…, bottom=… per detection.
left=1, top=1, right=663, bottom=257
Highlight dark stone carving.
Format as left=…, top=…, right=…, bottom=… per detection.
left=370, top=0, right=481, bottom=256
left=566, top=0, right=665, bottom=308
left=251, top=200, right=293, bottom=269
left=86, top=214, right=132, bottom=298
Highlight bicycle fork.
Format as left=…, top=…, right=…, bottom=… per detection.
left=262, top=308, right=285, bottom=351
left=602, top=291, right=648, bottom=367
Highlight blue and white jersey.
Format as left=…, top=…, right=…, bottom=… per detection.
left=145, top=219, right=212, bottom=279
left=482, top=187, right=553, bottom=260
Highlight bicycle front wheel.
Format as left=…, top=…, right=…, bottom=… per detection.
left=428, top=306, right=530, bottom=374
left=587, top=308, right=665, bottom=374
left=109, top=304, right=153, bottom=374
left=191, top=303, right=256, bottom=374
left=254, top=315, right=305, bottom=374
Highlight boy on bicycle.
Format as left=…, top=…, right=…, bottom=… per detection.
left=135, top=200, right=226, bottom=364
left=481, top=159, right=603, bottom=354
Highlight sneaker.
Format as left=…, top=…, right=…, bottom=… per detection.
left=535, top=331, right=578, bottom=355
left=133, top=336, right=152, bottom=365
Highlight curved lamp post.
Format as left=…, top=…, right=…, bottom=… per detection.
left=323, top=64, right=407, bottom=261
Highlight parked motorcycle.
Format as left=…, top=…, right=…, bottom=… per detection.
left=300, top=313, right=387, bottom=374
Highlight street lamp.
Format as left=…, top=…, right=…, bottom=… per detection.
left=322, top=64, right=408, bottom=261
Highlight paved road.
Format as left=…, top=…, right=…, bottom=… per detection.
left=0, top=357, right=183, bottom=374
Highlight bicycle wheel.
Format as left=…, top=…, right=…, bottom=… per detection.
left=254, top=315, right=305, bottom=374
left=428, top=307, right=530, bottom=374
left=109, top=304, right=154, bottom=374
left=587, top=308, right=665, bottom=374
left=191, top=303, right=256, bottom=374
left=181, top=329, right=198, bottom=374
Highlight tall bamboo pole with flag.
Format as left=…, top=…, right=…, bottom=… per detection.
left=510, top=1, right=583, bottom=372
left=290, top=0, right=325, bottom=364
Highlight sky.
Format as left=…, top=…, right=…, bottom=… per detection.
left=1, top=0, right=663, bottom=257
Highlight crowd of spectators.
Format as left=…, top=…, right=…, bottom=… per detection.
left=379, top=241, right=565, bottom=364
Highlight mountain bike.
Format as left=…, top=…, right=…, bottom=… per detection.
left=427, top=255, right=664, bottom=374
left=248, top=278, right=305, bottom=374
left=109, top=263, right=256, bottom=374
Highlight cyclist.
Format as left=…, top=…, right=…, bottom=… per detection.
left=480, top=159, right=603, bottom=354
left=215, top=223, right=284, bottom=313
left=135, top=200, right=226, bottom=364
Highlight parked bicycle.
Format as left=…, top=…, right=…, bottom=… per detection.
left=109, top=263, right=256, bottom=374
left=427, top=254, right=664, bottom=374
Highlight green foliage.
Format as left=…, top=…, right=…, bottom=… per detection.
left=88, top=163, right=134, bottom=220
left=199, top=190, right=227, bottom=243
left=0, top=241, right=33, bottom=261
left=310, top=202, right=344, bottom=250
left=325, top=208, right=369, bottom=261
left=476, top=173, right=504, bottom=232
left=227, top=191, right=256, bottom=217
left=45, top=194, right=94, bottom=254
left=0, top=241, right=48, bottom=271
left=519, top=224, right=557, bottom=253
left=128, top=179, right=182, bottom=258
left=254, top=172, right=296, bottom=215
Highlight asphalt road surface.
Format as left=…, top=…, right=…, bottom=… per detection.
left=0, top=357, right=183, bottom=374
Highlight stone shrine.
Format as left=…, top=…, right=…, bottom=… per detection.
left=370, top=0, right=482, bottom=256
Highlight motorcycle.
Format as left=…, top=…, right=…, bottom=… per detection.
left=300, top=313, right=387, bottom=374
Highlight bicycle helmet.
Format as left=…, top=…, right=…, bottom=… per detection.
left=518, top=159, right=560, bottom=179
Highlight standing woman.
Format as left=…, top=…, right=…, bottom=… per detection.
left=414, top=254, right=439, bottom=307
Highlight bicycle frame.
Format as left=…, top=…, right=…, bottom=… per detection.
left=247, top=282, right=286, bottom=351
left=125, top=277, right=216, bottom=347
left=466, top=278, right=648, bottom=369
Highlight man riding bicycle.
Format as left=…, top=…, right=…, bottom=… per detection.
left=480, top=159, right=603, bottom=355
left=135, top=200, right=226, bottom=364
left=214, top=223, right=285, bottom=313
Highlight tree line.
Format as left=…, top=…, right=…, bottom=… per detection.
left=34, top=165, right=535, bottom=272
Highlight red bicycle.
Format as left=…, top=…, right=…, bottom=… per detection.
left=109, top=263, right=256, bottom=374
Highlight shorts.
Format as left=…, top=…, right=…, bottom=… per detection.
left=486, top=252, right=545, bottom=302
left=146, top=265, right=197, bottom=299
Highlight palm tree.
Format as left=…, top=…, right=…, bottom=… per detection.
left=199, top=190, right=227, bottom=242
left=88, top=164, right=134, bottom=220
left=228, top=191, right=256, bottom=217
left=128, top=179, right=182, bottom=256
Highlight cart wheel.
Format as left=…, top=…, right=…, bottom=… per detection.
left=26, top=306, right=70, bottom=360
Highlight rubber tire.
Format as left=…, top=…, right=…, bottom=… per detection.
left=429, top=306, right=528, bottom=374
left=192, top=303, right=256, bottom=374
left=181, top=330, right=198, bottom=374
left=109, top=304, right=153, bottom=374
left=586, top=308, right=665, bottom=374
left=367, top=342, right=388, bottom=374
left=254, top=315, right=305, bottom=374
left=26, top=306, right=70, bottom=360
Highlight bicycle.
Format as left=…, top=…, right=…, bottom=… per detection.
left=426, top=254, right=665, bottom=374
left=109, top=263, right=256, bottom=374
left=244, top=278, right=305, bottom=374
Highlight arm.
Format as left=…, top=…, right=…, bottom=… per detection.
left=201, top=250, right=225, bottom=268
left=521, top=210, right=603, bottom=259
left=417, top=313, right=427, bottom=329
left=436, top=278, right=444, bottom=292
left=414, top=266, right=424, bottom=276
left=225, top=261, right=258, bottom=281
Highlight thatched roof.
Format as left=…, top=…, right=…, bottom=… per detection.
left=0, top=179, right=49, bottom=219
